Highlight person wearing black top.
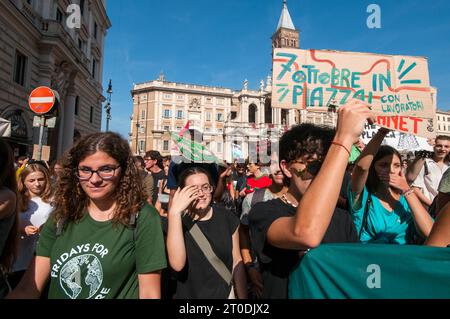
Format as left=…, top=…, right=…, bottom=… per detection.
left=248, top=100, right=374, bottom=299
left=165, top=167, right=247, bottom=299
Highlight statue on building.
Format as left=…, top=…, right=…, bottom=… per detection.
left=260, top=79, right=265, bottom=92
left=266, top=75, right=272, bottom=89
left=243, top=79, right=248, bottom=91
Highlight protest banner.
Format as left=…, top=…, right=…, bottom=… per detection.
left=362, top=123, right=433, bottom=151
left=272, top=48, right=434, bottom=119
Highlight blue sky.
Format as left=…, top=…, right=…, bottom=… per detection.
left=101, top=0, right=450, bottom=138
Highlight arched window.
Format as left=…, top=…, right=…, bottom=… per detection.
left=249, top=104, right=257, bottom=124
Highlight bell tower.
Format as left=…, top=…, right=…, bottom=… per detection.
left=272, top=0, right=300, bottom=52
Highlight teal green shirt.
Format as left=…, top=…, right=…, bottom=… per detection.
left=37, top=204, right=167, bottom=299
left=348, top=186, right=415, bottom=245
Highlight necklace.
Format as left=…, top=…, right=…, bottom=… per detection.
left=280, top=193, right=298, bottom=208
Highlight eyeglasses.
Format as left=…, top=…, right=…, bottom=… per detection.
left=76, top=166, right=121, bottom=181
left=144, top=157, right=153, bottom=161
left=195, top=184, right=213, bottom=194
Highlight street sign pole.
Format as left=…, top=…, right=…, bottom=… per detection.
left=37, top=116, right=45, bottom=161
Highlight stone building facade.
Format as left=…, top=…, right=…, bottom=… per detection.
left=0, top=0, right=111, bottom=158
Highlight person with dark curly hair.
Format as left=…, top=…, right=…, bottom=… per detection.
left=248, top=100, right=371, bottom=298
left=8, top=132, right=167, bottom=299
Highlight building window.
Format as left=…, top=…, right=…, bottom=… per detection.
left=216, top=113, right=223, bottom=122
left=448, top=117, right=450, bottom=122
left=231, top=111, right=237, bottom=120
left=74, top=96, right=79, bottom=116
left=163, top=93, right=172, bottom=100
left=78, top=39, right=82, bottom=50
left=176, top=110, right=184, bottom=119
left=206, top=112, right=211, bottom=121
left=92, top=59, right=97, bottom=79
left=14, top=51, right=27, bottom=86
left=217, top=142, right=222, bottom=153
left=163, top=140, right=169, bottom=151
left=448, top=125, right=450, bottom=131
left=249, top=104, right=257, bottom=124
left=140, top=95, right=147, bottom=102
left=176, top=126, right=182, bottom=131
left=80, top=0, right=85, bottom=15
left=438, top=116, right=440, bottom=121
left=217, top=99, right=224, bottom=105
left=141, top=110, right=146, bottom=119
left=163, top=126, right=170, bottom=131
left=206, top=97, right=212, bottom=104
left=281, top=109, right=288, bottom=125
left=177, top=95, right=184, bottom=100
left=139, top=141, right=145, bottom=152
left=89, top=106, right=94, bottom=123
left=94, top=22, right=98, bottom=39
left=163, top=110, right=171, bottom=118
left=56, top=8, right=63, bottom=23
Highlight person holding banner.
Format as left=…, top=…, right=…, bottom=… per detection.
left=248, top=100, right=369, bottom=298
left=348, top=129, right=434, bottom=245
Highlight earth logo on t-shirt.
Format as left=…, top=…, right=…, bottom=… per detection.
left=59, top=254, right=103, bottom=299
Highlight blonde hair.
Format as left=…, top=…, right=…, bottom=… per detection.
left=17, top=164, right=52, bottom=212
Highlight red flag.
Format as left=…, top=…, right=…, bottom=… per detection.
left=179, top=121, right=190, bottom=137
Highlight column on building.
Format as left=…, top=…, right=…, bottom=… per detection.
left=259, top=99, right=265, bottom=125
left=242, top=97, right=249, bottom=124
left=60, top=89, right=77, bottom=154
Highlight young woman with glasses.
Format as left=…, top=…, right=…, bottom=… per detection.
left=166, top=167, right=247, bottom=299
left=8, top=132, right=167, bottom=299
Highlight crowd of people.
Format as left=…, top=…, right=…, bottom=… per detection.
left=0, top=100, right=449, bottom=299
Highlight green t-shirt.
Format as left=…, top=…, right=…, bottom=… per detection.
left=36, top=204, right=167, bottom=299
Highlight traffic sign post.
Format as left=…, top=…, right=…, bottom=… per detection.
left=28, top=86, right=57, bottom=161
left=36, top=116, right=45, bottom=161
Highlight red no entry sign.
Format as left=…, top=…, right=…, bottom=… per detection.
left=28, top=86, right=56, bottom=115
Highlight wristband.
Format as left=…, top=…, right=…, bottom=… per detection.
left=331, top=141, right=351, bottom=157
left=402, top=188, right=415, bottom=197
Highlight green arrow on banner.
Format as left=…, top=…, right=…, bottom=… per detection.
left=170, top=132, right=220, bottom=163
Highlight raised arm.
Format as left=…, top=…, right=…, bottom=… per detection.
left=267, top=100, right=375, bottom=249
left=350, top=128, right=389, bottom=203
left=380, top=170, right=434, bottom=239
left=406, top=156, right=426, bottom=184
left=166, top=186, right=199, bottom=272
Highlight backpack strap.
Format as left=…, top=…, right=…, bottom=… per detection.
left=359, top=195, right=372, bottom=240
left=251, top=188, right=266, bottom=207
left=129, top=212, right=139, bottom=243
left=181, top=214, right=233, bottom=286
